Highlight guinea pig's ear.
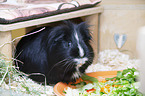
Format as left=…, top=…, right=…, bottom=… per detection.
left=78, top=22, right=92, bottom=41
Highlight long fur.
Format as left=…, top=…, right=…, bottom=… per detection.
left=15, top=21, right=94, bottom=84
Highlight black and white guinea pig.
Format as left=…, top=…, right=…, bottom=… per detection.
left=15, top=21, right=94, bottom=84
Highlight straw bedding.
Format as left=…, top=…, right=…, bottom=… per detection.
left=0, top=49, right=139, bottom=96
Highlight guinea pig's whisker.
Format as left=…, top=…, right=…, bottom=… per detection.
left=63, top=60, right=74, bottom=71
left=87, top=61, right=92, bottom=65
left=48, top=58, right=68, bottom=74
left=85, top=57, right=92, bottom=63
left=63, top=63, right=72, bottom=74
left=90, top=38, right=97, bottom=46
left=56, top=58, right=68, bottom=65
left=88, top=59, right=94, bottom=64
left=62, top=59, right=72, bottom=67
left=63, top=60, right=74, bottom=78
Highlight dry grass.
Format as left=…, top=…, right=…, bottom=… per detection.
left=0, top=53, right=55, bottom=96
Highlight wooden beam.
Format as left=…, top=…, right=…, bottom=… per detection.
left=0, top=31, right=12, bottom=59
left=85, top=14, right=99, bottom=64
left=0, top=6, right=103, bottom=32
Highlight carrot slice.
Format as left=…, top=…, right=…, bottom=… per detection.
left=86, top=88, right=96, bottom=93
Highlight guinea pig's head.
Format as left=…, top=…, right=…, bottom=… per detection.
left=46, top=21, right=94, bottom=79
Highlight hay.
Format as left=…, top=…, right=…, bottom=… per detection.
left=0, top=54, right=55, bottom=96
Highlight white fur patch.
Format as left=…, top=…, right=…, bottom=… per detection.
left=74, top=32, right=79, bottom=41
left=72, top=57, right=88, bottom=79
left=74, top=32, right=84, bottom=57
left=74, top=57, right=88, bottom=65
left=72, top=65, right=81, bottom=79
left=72, top=32, right=88, bottom=79
left=72, top=71, right=81, bottom=79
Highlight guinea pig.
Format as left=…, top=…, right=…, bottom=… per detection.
left=15, top=21, right=94, bottom=84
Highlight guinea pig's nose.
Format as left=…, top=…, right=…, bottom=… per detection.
left=74, top=57, right=88, bottom=65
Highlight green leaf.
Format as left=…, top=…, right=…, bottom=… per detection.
left=81, top=74, right=98, bottom=83
left=63, top=90, right=66, bottom=94
left=105, top=77, right=116, bottom=81
left=100, top=92, right=105, bottom=95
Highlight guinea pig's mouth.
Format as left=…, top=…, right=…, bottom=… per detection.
left=74, top=57, right=88, bottom=67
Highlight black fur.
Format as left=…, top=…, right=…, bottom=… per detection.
left=15, top=21, right=94, bottom=84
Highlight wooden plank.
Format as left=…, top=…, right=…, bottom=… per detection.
left=0, top=31, right=12, bottom=59
left=85, top=14, right=99, bottom=64
left=0, top=6, right=103, bottom=32
left=103, top=5, right=145, bottom=10
left=102, top=0, right=145, bottom=5
left=101, top=0, right=145, bottom=10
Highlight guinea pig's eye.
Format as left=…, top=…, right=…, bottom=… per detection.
left=68, top=42, right=72, bottom=47
left=64, top=41, right=72, bottom=48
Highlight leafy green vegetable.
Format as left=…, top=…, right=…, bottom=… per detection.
left=71, top=81, right=87, bottom=88
left=63, top=90, right=66, bottom=94
left=106, top=68, right=139, bottom=86
left=65, top=68, right=143, bottom=96
left=81, top=74, right=98, bottom=83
